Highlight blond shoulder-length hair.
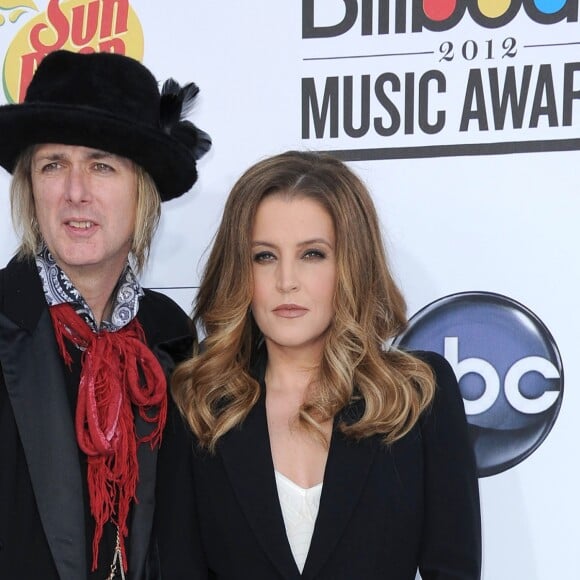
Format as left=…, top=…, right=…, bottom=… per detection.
left=9, top=146, right=161, bottom=273
left=173, top=150, right=435, bottom=451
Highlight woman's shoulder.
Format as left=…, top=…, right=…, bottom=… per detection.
left=410, top=350, right=456, bottom=387
left=409, top=350, right=470, bottom=438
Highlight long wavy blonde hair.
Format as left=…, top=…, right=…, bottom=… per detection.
left=172, top=151, right=435, bottom=451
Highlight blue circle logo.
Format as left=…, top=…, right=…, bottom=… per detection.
left=394, top=291, right=564, bottom=477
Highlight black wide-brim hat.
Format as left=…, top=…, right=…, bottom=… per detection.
left=0, top=50, right=211, bottom=201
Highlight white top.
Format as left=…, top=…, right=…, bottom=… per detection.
left=274, top=470, right=323, bottom=573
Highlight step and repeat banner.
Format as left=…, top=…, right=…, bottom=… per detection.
left=0, top=2, right=577, bottom=578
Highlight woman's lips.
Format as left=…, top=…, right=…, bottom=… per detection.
left=273, top=304, right=308, bottom=318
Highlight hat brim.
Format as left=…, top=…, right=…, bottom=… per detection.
left=0, top=102, right=198, bottom=201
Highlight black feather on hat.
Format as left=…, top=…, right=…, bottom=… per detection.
left=0, top=50, right=211, bottom=201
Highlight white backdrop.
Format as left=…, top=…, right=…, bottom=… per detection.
left=0, top=2, right=578, bottom=578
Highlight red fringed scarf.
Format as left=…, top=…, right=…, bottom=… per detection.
left=49, top=302, right=167, bottom=573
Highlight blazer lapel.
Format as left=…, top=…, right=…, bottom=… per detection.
left=217, top=347, right=378, bottom=580
left=301, top=414, right=378, bottom=579
left=218, top=396, right=302, bottom=580
left=127, top=412, right=158, bottom=578
left=0, top=259, right=86, bottom=580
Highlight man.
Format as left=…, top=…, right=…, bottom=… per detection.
left=0, top=50, right=210, bottom=579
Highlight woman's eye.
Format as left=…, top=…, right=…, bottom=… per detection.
left=303, top=249, right=326, bottom=260
left=253, top=251, right=276, bottom=263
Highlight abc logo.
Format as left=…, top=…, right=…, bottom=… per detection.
left=394, top=292, right=563, bottom=477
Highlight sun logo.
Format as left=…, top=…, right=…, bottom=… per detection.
left=0, top=1, right=39, bottom=26
left=2, top=0, right=144, bottom=103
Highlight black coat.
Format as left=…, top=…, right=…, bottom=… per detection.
left=0, top=256, right=192, bottom=580
left=156, top=350, right=481, bottom=579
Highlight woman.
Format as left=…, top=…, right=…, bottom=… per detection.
left=156, top=151, right=481, bottom=579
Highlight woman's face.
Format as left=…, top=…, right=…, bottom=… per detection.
left=250, top=193, right=337, bottom=359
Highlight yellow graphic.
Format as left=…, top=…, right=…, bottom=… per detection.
left=0, top=1, right=39, bottom=26
left=478, top=0, right=512, bottom=19
left=3, top=0, right=144, bottom=103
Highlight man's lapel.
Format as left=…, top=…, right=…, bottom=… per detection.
left=0, top=258, right=86, bottom=580
left=127, top=411, right=158, bottom=578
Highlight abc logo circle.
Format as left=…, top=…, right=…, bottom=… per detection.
left=394, top=292, right=563, bottom=477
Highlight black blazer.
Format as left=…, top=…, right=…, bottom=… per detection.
left=156, top=350, right=481, bottom=579
left=0, top=256, right=192, bottom=580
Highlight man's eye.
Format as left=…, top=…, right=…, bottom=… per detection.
left=41, top=162, right=62, bottom=172
left=94, top=162, right=114, bottom=172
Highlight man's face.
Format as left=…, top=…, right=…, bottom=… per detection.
left=31, top=144, right=138, bottom=283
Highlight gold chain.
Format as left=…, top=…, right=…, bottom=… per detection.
left=106, top=527, right=126, bottom=580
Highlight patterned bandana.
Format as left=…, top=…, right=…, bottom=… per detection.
left=35, top=244, right=143, bottom=331
left=37, top=247, right=166, bottom=574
